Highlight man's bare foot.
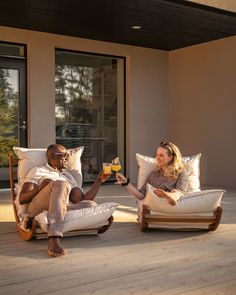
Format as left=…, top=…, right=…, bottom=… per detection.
left=48, top=237, right=66, bottom=257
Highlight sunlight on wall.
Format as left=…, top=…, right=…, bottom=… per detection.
left=186, top=0, right=236, bottom=12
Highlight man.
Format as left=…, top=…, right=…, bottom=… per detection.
left=19, top=144, right=111, bottom=257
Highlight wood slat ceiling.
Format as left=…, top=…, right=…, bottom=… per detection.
left=0, top=0, right=235, bottom=51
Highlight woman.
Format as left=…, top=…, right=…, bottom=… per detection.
left=116, top=141, right=188, bottom=205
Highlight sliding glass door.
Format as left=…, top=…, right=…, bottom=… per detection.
left=55, top=50, right=125, bottom=182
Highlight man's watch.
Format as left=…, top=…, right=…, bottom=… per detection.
left=122, top=178, right=130, bottom=186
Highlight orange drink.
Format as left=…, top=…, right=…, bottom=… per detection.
left=103, top=163, right=112, bottom=174
left=111, top=164, right=121, bottom=172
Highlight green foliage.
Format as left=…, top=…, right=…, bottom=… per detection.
left=0, top=69, right=18, bottom=167
left=55, top=65, right=93, bottom=124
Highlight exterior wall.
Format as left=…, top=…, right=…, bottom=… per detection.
left=0, top=26, right=169, bottom=182
left=186, top=0, right=236, bottom=13
left=1, top=26, right=235, bottom=188
left=169, top=36, right=236, bottom=188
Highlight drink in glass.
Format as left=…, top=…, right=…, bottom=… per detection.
left=112, top=157, right=121, bottom=172
left=103, top=163, right=112, bottom=174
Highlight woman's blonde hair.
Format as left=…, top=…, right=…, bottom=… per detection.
left=158, top=141, right=184, bottom=179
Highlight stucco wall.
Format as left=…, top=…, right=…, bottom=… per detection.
left=1, top=26, right=235, bottom=188
left=0, top=26, right=169, bottom=182
left=169, top=36, right=236, bottom=188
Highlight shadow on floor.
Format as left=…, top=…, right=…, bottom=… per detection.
left=0, top=220, right=214, bottom=260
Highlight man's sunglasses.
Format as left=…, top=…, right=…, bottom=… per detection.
left=51, top=152, right=69, bottom=159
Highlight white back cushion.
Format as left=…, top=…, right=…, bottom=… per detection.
left=143, top=184, right=224, bottom=214
left=13, top=146, right=84, bottom=188
left=136, top=153, right=201, bottom=192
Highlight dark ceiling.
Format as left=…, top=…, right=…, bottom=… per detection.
left=0, top=0, right=236, bottom=51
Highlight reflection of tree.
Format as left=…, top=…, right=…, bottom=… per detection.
left=55, top=65, right=93, bottom=125
left=0, top=69, right=18, bottom=167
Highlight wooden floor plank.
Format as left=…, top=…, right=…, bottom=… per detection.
left=0, top=185, right=236, bottom=295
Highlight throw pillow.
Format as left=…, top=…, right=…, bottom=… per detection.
left=143, top=184, right=224, bottom=214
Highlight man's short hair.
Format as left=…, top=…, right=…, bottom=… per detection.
left=46, top=144, right=65, bottom=158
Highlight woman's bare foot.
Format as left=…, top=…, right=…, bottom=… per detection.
left=48, top=237, right=66, bottom=257
left=154, top=189, right=177, bottom=206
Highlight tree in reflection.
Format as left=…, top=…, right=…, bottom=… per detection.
left=55, top=65, right=93, bottom=127
left=0, top=69, right=18, bottom=167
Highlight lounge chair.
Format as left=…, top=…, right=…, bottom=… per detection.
left=9, top=148, right=116, bottom=241
left=136, top=153, right=224, bottom=232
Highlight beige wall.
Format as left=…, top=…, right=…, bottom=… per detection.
left=0, top=26, right=169, bottom=182
left=1, top=26, right=235, bottom=188
left=169, top=36, right=236, bottom=188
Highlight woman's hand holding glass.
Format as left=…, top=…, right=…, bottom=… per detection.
left=111, top=157, right=122, bottom=184
left=115, top=173, right=127, bottom=185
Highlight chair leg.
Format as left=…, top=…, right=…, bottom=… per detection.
left=208, top=206, right=223, bottom=231
left=140, top=205, right=149, bottom=232
left=16, top=219, right=38, bottom=241
left=97, top=216, right=114, bottom=234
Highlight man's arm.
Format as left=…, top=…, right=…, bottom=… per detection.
left=19, top=182, right=39, bottom=205
left=19, top=179, right=52, bottom=205
left=84, top=172, right=110, bottom=200
left=69, top=172, right=111, bottom=203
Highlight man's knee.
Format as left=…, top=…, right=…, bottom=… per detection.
left=51, top=181, right=71, bottom=201
left=52, top=180, right=71, bottom=190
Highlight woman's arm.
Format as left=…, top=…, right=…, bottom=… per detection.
left=116, top=173, right=144, bottom=200
left=154, top=188, right=182, bottom=205
left=154, top=170, right=188, bottom=205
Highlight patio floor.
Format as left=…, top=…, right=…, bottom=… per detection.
left=0, top=185, right=236, bottom=295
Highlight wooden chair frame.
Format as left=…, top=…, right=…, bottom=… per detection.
left=139, top=204, right=223, bottom=232
left=9, top=153, right=113, bottom=241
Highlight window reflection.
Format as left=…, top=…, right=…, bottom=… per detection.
left=0, top=69, right=19, bottom=170
left=55, top=51, right=124, bottom=182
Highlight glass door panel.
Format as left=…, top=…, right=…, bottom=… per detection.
left=0, top=57, right=27, bottom=188
left=55, top=51, right=125, bottom=182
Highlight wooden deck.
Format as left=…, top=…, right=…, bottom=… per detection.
left=0, top=185, right=236, bottom=295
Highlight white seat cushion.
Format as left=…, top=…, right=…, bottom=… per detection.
left=143, top=184, right=224, bottom=214
left=34, top=202, right=118, bottom=233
